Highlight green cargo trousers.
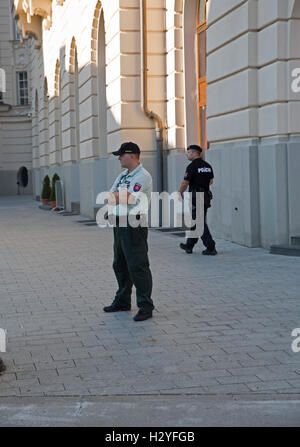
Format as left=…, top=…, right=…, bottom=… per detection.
left=112, top=225, right=154, bottom=312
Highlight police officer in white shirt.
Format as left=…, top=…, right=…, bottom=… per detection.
left=103, top=142, right=154, bottom=322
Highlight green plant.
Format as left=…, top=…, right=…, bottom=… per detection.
left=50, top=173, right=60, bottom=201
left=41, top=175, right=51, bottom=200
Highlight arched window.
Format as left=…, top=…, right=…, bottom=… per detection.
left=54, top=60, right=62, bottom=165
left=70, top=37, right=80, bottom=162
left=43, top=78, right=49, bottom=163
left=97, top=10, right=107, bottom=157
left=197, top=0, right=207, bottom=149
left=74, top=47, right=80, bottom=162
left=33, top=90, right=40, bottom=167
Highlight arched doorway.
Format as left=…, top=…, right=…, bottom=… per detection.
left=33, top=90, right=39, bottom=168
left=43, top=78, right=49, bottom=166
left=196, top=0, right=208, bottom=149
left=68, top=37, right=81, bottom=211
left=97, top=9, right=107, bottom=157
left=32, top=90, right=41, bottom=199
left=54, top=59, right=62, bottom=166
left=74, top=47, right=80, bottom=163
left=70, top=37, right=80, bottom=163
left=183, top=0, right=208, bottom=149
left=17, top=166, right=28, bottom=193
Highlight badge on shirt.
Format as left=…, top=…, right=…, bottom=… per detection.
left=198, top=167, right=211, bottom=173
left=184, top=172, right=188, bottom=179
left=133, top=183, right=142, bottom=192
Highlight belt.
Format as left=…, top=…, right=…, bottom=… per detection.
left=115, top=214, right=147, bottom=226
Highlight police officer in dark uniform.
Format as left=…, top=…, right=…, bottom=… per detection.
left=178, top=144, right=217, bottom=255
left=103, top=142, right=154, bottom=321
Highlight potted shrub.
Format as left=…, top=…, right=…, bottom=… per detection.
left=50, top=173, right=60, bottom=209
left=41, top=175, right=51, bottom=205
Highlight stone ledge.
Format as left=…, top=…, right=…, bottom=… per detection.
left=270, top=244, right=300, bottom=257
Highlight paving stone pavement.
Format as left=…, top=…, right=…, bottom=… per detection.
left=0, top=195, right=300, bottom=400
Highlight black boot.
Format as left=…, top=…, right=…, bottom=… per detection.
left=133, top=309, right=153, bottom=322
left=103, top=303, right=131, bottom=312
left=202, top=248, right=217, bottom=256
left=180, top=243, right=193, bottom=254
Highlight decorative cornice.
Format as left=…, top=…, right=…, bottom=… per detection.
left=13, top=0, right=54, bottom=48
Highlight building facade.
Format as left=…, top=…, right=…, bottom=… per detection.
left=206, top=0, right=300, bottom=249
left=13, top=0, right=300, bottom=248
left=0, top=0, right=32, bottom=195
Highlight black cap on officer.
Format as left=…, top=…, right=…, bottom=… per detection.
left=187, top=144, right=202, bottom=153
left=113, top=142, right=141, bottom=156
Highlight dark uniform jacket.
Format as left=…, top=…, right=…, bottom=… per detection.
left=184, top=158, right=214, bottom=208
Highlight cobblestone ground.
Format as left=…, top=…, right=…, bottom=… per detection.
left=0, top=196, right=300, bottom=398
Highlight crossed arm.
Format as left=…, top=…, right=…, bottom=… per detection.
left=107, top=190, right=136, bottom=205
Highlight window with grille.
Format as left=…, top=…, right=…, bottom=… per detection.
left=17, top=71, right=28, bottom=106
left=14, top=20, right=21, bottom=40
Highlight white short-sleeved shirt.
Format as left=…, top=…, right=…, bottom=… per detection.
left=110, top=164, right=152, bottom=217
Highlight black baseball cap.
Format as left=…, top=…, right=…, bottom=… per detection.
left=112, top=142, right=141, bottom=156
left=187, top=144, right=202, bottom=153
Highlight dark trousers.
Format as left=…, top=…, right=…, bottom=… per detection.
left=113, top=225, right=154, bottom=312
left=186, top=207, right=215, bottom=250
